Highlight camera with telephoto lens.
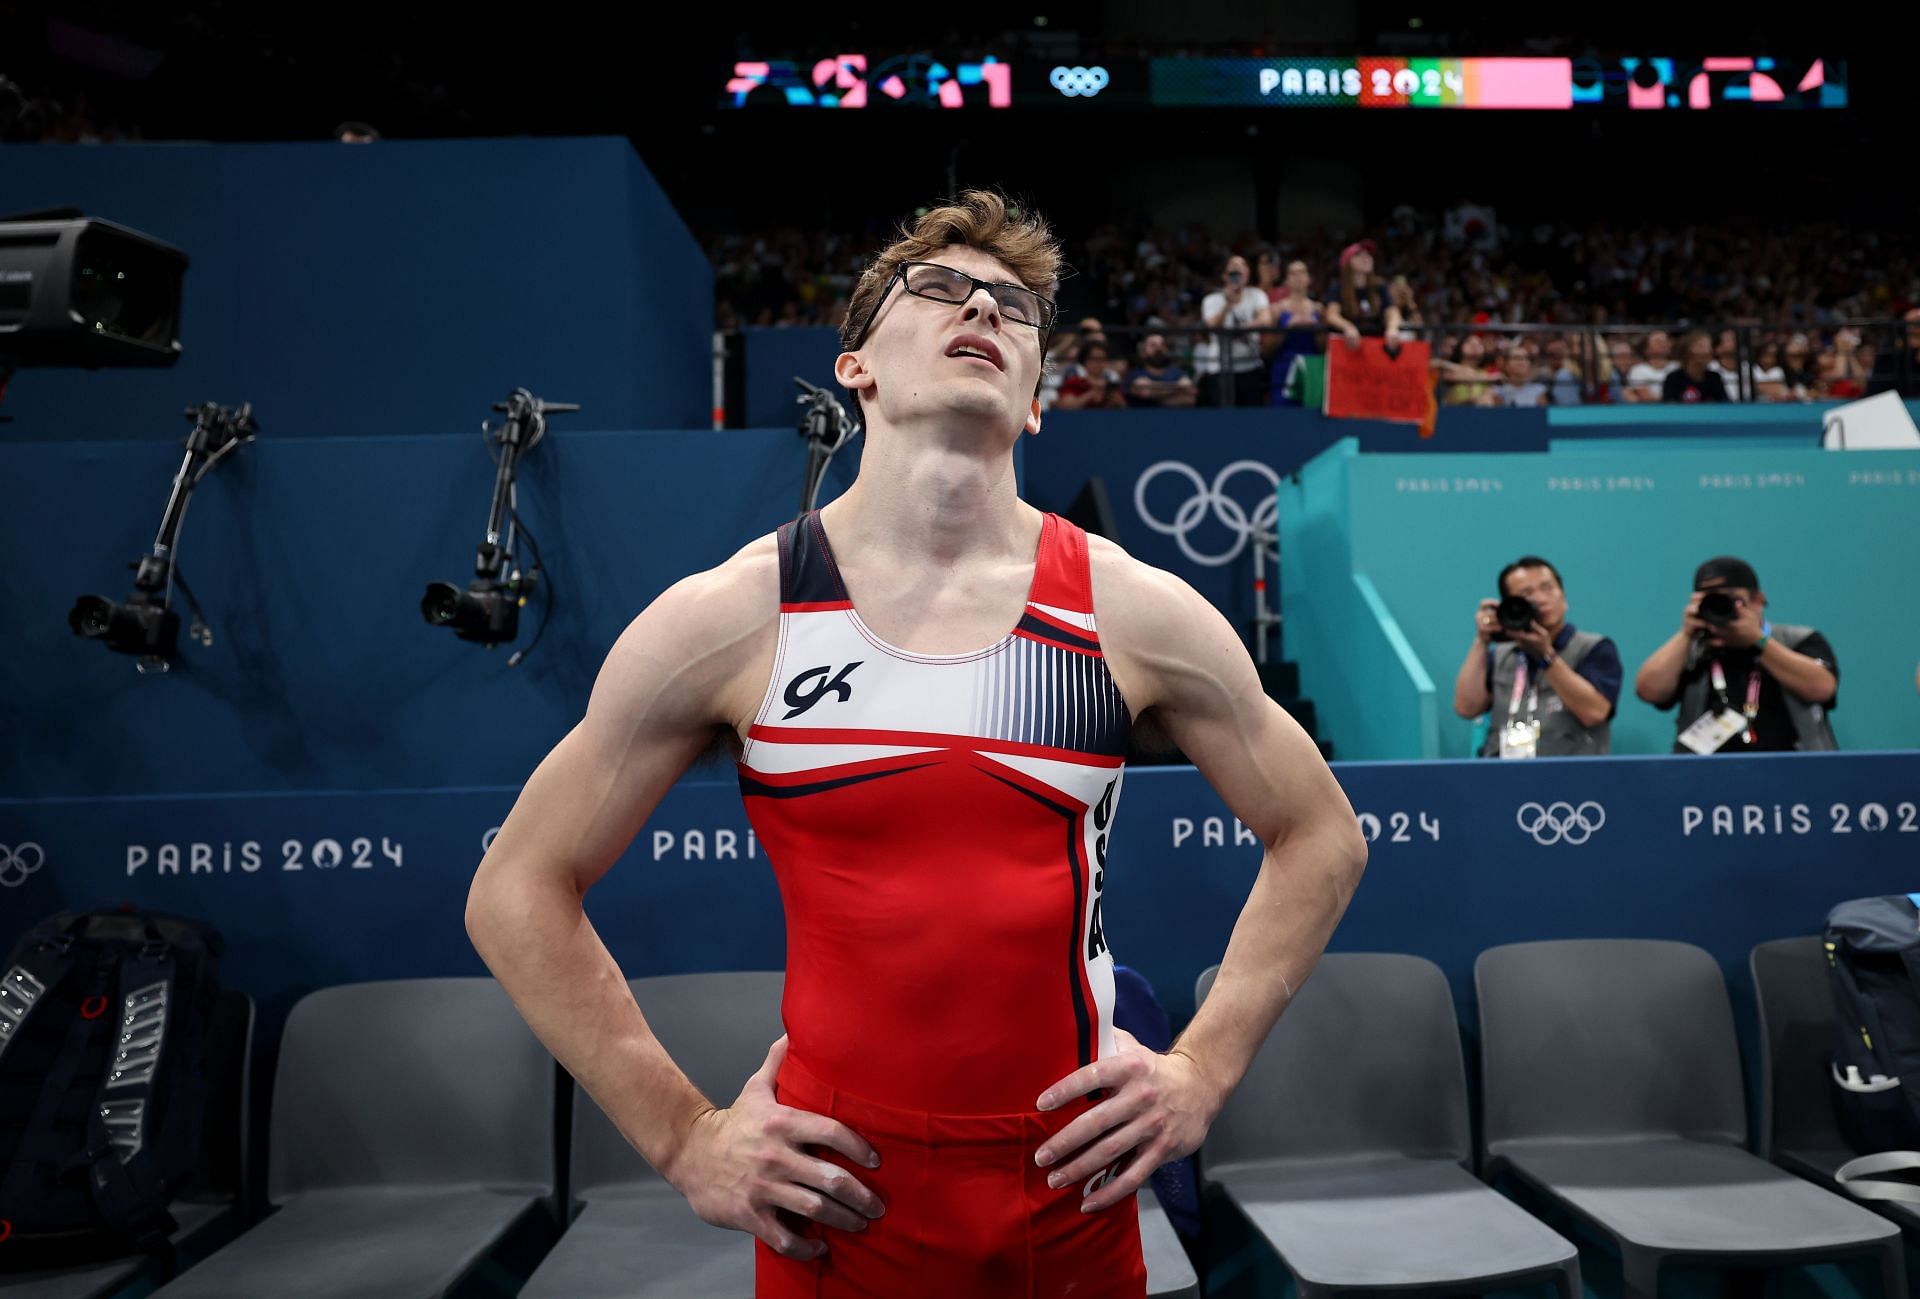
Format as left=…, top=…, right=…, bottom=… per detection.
left=1697, top=590, right=1740, bottom=628
left=1488, top=594, right=1538, bottom=643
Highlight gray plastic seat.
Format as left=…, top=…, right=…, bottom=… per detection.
left=1197, top=955, right=1579, bottom=1298
left=521, top=970, right=782, bottom=1299
left=1477, top=939, right=1904, bottom=1299
left=1751, top=935, right=1920, bottom=1229
left=150, top=978, right=555, bottom=1298
left=0, top=988, right=254, bottom=1299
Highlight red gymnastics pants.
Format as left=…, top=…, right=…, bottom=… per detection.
left=756, top=1059, right=1148, bottom=1299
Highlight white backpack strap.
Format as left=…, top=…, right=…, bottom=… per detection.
left=1835, top=1151, right=1920, bottom=1202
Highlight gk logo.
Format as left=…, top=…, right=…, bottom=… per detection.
left=783, top=662, right=862, bottom=719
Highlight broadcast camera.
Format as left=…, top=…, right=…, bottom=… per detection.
left=421, top=388, right=577, bottom=664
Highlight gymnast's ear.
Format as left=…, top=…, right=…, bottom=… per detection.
left=835, top=351, right=875, bottom=397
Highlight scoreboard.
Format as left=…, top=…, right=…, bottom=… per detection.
left=722, top=54, right=1845, bottom=112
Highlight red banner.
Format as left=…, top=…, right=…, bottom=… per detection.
left=1323, top=338, right=1436, bottom=435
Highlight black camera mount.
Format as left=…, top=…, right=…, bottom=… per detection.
left=794, top=376, right=858, bottom=517
left=68, top=401, right=258, bottom=672
left=421, top=388, right=577, bottom=664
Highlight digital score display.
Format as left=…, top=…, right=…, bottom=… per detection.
left=721, top=54, right=1845, bottom=112
left=1152, top=56, right=1846, bottom=110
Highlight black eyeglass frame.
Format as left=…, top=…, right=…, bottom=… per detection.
left=846, top=260, right=1057, bottom=352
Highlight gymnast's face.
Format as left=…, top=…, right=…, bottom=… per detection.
left=838, top=244, right=1046, bottom=443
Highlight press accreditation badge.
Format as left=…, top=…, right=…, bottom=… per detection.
left=1677, top=708, right=1747, bottom=755
left=1499, top=720, right=1540, bottom=760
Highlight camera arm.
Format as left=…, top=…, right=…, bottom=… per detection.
left=476, top=388, right=578, bottom=581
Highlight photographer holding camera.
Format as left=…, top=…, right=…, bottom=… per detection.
left=1453, top=557, right=1622, bottom=757
left=1633, top=557, right=1838, bottom=752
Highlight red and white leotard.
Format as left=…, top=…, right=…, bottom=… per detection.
left=739, top=509, right=1131, bottom=1115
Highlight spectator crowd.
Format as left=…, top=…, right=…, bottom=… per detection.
left=712, top=207, right=1920, bottom=409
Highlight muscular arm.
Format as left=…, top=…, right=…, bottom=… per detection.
left=465, top=543, right=776, bottom=1185
left=1094, top=545, right=1368, bottom=1113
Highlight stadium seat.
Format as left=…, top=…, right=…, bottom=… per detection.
left=520, top=971, right=780, bottom=1298
left=1196, top=955, right=1579, bottom=1298
left=1477, top=939, right=1904, bottom=1299
left=149, top=978, right=554, bottom=1298
left=0, top=988, right=254, bottom=1299
left=1750, top=935, right=1920, bottom=1229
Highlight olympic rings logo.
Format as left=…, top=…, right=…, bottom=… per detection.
left=0, top=843, right=45, bottom=888
left=1134, top=460, right=1281, bottom=568
left=1050, top=66, right=1110, bottom=98
left=1515, top=801, right=1606, bottom=846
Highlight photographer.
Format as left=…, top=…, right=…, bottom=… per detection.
left=1633, top=557, right=1838, bottom=753
left=1453, top=557, right=1621, bottom=757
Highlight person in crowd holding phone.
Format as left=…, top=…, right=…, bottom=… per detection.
left=1194, top=254, right=1271, bottom=406
left=1633, top=556, right=1838, bottom=752
left=1453, top=556, right=1621, bottom=757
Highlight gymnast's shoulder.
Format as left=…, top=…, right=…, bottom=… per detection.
left=596, top=533, right=781, bottom=702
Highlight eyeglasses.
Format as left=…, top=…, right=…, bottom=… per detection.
left=847, top=260, right=1056, bottom=350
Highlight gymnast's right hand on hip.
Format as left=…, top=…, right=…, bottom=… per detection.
left=667, top=1035, right=886, bottom=1260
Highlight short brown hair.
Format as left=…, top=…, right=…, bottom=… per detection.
left=839, top=190, right=1062, bottom=351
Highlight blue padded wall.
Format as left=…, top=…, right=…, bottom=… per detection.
left=0, top=137, right=711, bottom=440
left=3, top=427, right=858, bottom=797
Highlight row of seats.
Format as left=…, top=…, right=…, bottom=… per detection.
left=6, top=938, right=1907, bottom=1298
left=5, top=972, right=1193, bottom=1299
left=1200, top=938, right=1910, bottom=1298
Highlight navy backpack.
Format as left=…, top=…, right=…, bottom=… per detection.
left=0, top=909, right=222, bottom=1269
left=1825, top=894, right=1920, bottom=1202
left=1111, top=964, right=1202, bottom=1240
